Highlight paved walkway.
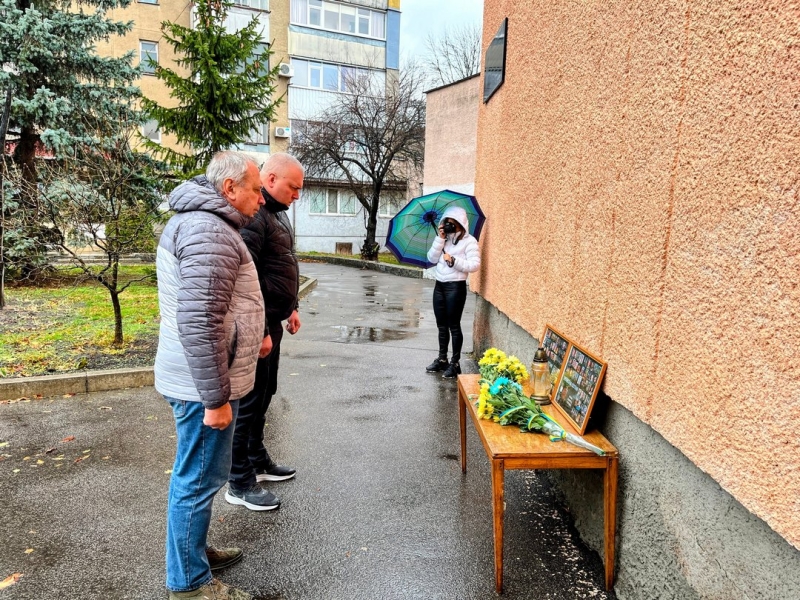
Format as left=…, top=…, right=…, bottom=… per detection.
left=0, top=262, right=615, bottom=599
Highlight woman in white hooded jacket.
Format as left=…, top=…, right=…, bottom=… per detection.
left=426, top=206, right=481, bottom=378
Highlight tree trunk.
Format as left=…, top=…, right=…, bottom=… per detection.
left=13, top=125, right=38, bottom=208
left=0, top=86, right=12, bottom=309
left=109, top=261, right=124, bottom=347
left=110, top=290, right=124, bottom=347
left=361, top=192, right=381, bottom=261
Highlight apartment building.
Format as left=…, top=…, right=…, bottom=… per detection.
left=98, top=0, right=410, bottom=254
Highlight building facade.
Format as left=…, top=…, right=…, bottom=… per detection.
left=472, top=2, right=800, bottom=598
left=99, top=0, right=410, bottom=255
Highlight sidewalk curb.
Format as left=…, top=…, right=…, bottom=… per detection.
left=298, top=254, right=423, bottom=279
left=0, top=277, right=319, bottom=402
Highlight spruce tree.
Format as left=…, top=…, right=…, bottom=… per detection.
left=0, top=0, right=142, bottom=281
left=0, top=0, right=141, bottom=188
left=142, top=0, right=282, bottom=172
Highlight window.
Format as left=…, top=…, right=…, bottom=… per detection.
left=309, top=0, right=321, bottom=26
left=245, top=122, right=269, bottom=145
left=233, top=0, right=268, bottom=9
left=139, top=41, right=158, bottom=75
left=323, top=1, right=339, bottom=29
left=290, top=0, right=385, bottom=40
left=142, top=120, right=161, bottom=143
left=323, top=63, right=338, bottom=91
left=291, top=58, right=383, bottom=93
left=307, top=187, right=358, bottom=215
left=340, top=5, right=355, bottom=33
left=379, top=194, right=402, bottom=217
left=357, top=8, right=370, bottom=35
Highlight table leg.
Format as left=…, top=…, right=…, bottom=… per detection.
left=492, top=459, right=505, bottom=593
left=604, top=456, right=618, bottom=590
left=459, top=390, right=467, bottom=474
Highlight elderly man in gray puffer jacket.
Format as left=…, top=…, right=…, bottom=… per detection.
left=155, top=151, right=265, bottom=600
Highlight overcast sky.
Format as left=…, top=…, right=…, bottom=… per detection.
left=399, top=0, right=484, bottom=65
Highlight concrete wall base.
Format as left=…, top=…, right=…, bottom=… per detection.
left=474, top=295, right=800, bottom=599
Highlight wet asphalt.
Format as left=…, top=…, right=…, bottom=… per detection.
left=0, top=261, right=616, bottom=600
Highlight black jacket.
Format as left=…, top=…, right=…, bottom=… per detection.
left=240, top=190, right=299, bottom=333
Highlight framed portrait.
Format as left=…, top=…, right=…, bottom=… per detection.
left=551, top=342, right=607, bottom=435
left=541, top=324, right=569, bottom=382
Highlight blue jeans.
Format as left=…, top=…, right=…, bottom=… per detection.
left=165, top=397, right=239, bottom=592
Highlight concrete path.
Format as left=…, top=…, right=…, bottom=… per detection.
left=0, top=262, right=616, bottom=599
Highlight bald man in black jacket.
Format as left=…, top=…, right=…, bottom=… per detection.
left=225, top=153, right=305, bottom=512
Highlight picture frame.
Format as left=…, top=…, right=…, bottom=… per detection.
left=541, top=324, right=570, bottom=382
left=551, top=341, right=607, bottom=435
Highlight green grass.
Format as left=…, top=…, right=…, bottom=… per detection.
left=0, top=266, right=160, bottom=378
left=301, top=251, right=406, bottom=266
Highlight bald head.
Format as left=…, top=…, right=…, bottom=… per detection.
left=261, top=153, right=304, bottom=207
left=261, top=153, right=304, bottom=179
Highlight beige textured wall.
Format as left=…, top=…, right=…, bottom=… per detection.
left=423, top=76, right=480, bottom=191
left=475, top=1, right=800, bottom=548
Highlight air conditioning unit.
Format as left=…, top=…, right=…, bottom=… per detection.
left=274, top=126, right=291, bottom=138
left=278, top=63, right=294, bottom=78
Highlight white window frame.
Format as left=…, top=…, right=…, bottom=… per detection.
left=291, top=0, right=386, bottom=40
left=290, top=58, right=380, bottom=94
left=233, top=0, right=268, bottom=10
left=379, top=194, right=402, bottom=217
left=245, top=122, right=269, bottom=145
left=142, top=119, right=161, bottom=144
left=139, top=40, right=158, bottom=75
left=308, top=187, right=358, bottom=215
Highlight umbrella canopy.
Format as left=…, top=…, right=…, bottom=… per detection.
left=385, top=190, right=486, bottom=268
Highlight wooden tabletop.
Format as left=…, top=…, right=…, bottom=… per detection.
left=458, top=374, right=618, bottom=459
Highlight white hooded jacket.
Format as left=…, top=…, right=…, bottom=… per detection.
left=426, top=206, right=481, bottom=282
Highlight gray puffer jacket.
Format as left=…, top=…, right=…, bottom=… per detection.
left=154, top=176, right=265, bottom=408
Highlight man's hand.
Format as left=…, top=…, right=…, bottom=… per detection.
left=286, top=310, right=301, bottom=335
left=204, top=403, right=233, bottom=430
left=259, top=334, right=273, bottom=358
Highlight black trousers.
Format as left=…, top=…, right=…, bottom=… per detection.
left=432, top=280, right=467, bottom=363
left=228, top=325, right=283, bottom=490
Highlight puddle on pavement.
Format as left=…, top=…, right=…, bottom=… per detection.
left=331, top=325, right=416, bottom=343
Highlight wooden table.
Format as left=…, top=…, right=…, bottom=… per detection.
left=457, top=374, right=619, bottom=593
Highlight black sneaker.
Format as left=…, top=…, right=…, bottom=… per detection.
left=442, top=361, right=461, bottom=379
left=256, top=463, right=296, bottom=482
left=426, top=357, right=449, bottom=372
left=224, top=485, right=280, bottom=511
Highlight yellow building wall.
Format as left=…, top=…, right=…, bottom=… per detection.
left=475, top=0, right=800, bottom=549
left=270, top=0, right=292, bottom=153
left=97, top=0, right=191, bottom=153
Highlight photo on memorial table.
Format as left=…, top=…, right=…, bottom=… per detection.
left=551, top=341, right=607, bottom=435
left=541, top=324, right=569, bottom=381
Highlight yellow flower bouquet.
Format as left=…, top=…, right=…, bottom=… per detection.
left=475, top=347, right=605, bottom=455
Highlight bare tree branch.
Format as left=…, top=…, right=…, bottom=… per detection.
left=291, top=68, right=425, bottom=260
left=422, top=22, right=482, bottom=87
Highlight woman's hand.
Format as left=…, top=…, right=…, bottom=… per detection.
left=443, top=252, right=455, bottom=267
left=438, top=225, right=446, bottom=239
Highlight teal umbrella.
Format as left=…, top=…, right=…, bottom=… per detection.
left=385, top=190, right=486, bottom=267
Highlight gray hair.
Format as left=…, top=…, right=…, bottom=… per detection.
left=206, top=151, right=259, bottom=193
left=260, top=152, right=304, bottom=177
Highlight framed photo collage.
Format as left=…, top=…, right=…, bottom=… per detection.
left=540, top=325, right=607, bottom=435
